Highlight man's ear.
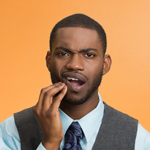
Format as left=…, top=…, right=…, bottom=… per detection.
left=103, top=54, right=112, bottom=75
left=46, top=51, right=51, bottom=71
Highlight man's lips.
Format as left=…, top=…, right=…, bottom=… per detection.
left=63, top=72, right=86, bottom=83
left=62, top=72, right=86, bottom=92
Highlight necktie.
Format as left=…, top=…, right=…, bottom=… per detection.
left=63, top=122, right=83, bottom=150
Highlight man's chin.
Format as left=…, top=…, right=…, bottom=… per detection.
left=62, top=98, right=87, bottom=105
left=62, top=92, right=89, bottom=105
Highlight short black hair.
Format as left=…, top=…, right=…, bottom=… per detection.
left=50, top=13, right=107, bottom=54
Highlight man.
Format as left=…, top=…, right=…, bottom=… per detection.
left=0, top=14, right=150, bottom=150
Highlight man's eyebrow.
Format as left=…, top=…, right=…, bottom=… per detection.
left=55, top=46, right=97, bottom=53
left=80, top=48, right=98, bottom=52
left=55, top=47, right=71, bottom=53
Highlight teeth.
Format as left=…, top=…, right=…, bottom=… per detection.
left=67, top=77, right=79, bottom=81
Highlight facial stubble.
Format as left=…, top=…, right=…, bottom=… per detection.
left=50, top=70, right=103, bottom=105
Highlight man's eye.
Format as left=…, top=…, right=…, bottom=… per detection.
left=58, top=52, right=68, bottom=56
left=85, top=53, right=95, bottom=58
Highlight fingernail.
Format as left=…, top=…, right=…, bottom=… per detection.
left=55, top=82, right=61, bottom=85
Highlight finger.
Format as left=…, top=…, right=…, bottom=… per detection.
left=36, top=82, right=62, bottom=110
left=42, top=83, right=66, bottom=111
left=50, top=85, right=67, bottom=111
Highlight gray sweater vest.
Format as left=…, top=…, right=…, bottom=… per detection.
left=14, top=103, right=138, bottom=150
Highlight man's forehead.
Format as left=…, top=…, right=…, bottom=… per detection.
left=55, top=27, right=100, bottom=45
left=52, top=27, right=103, bottom=53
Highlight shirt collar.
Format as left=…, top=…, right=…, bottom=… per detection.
left=59, top=108, right=73, bottom=137
left=59, top=93, right=104, bottom=143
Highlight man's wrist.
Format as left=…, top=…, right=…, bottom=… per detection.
left=42, top=140, right=60, bottom=150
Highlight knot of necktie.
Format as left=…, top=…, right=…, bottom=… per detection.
left=63, top=122, right=83, bottom=150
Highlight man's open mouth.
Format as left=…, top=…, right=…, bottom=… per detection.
left=62, top=72, right=86, bottom=92
left=66, top=77, right=85, bottom=85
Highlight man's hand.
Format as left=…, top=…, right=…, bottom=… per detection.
left=33, top=82, right=67, bottom=150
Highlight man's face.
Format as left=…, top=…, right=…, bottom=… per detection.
left=48, top=27, right=104, bottom=105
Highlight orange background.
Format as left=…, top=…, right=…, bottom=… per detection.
left=0, top=0, right=150, bottom=132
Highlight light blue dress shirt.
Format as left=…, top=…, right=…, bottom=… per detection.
left=0, top=93, right=150, bottom=150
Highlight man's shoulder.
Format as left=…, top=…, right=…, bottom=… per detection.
left=104, top=102, right=138, bottom=124
left=14, top=107, right=34, bottom=122
left=14, top=107, right=44, bottom=149
left=1, top=115, right=14, bottom=124
left=0, top=115, right=15, bottom=130
left=14, top=106, right=39, bottom=132
left=92, top=103, right=139, bottom=149
left=0, top=115, right=20, bottom=143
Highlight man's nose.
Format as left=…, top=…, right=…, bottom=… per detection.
left=66, top=54, right=84, bottom=71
